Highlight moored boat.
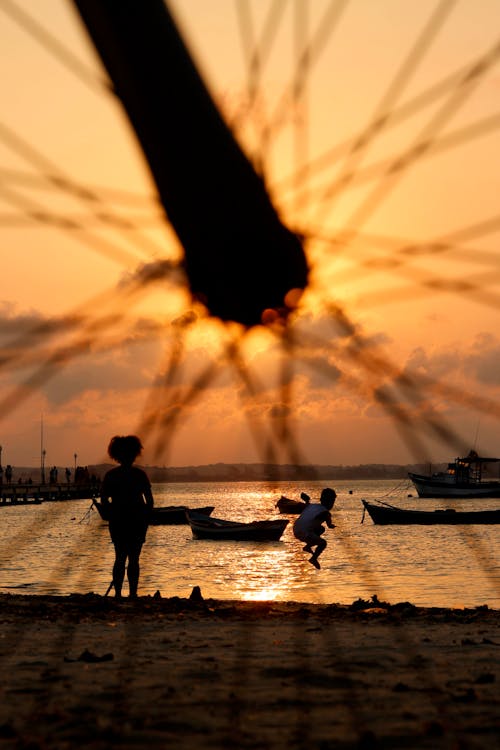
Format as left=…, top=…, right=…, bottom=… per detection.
left=276, top=494, right=308, bottom=514
left=409, top=451, right=500, bottom=498
left=361, top=498, right=500, bottom=525
left=186, top=511, right=289, bottom=541
left=149, top=505, right=215, bottom=525
left=92, top=499, right=214, bottom=525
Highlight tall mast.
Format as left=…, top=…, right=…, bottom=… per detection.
left=40, top=415, right=46, bottom=484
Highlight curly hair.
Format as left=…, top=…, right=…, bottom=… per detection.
left=320, top=487, right=337, bottom=508
left=107, top=435, right=143, bottom=465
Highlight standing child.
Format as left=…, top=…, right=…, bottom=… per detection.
left=293, top=487, right=336, bottom=569
left=100, top=435, right=154, bottom=598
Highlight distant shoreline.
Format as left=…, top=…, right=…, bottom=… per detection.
left=1, top=590, right=498, bottom=614
left=6, top=461, right=439, bottom=484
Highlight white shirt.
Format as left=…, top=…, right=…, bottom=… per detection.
left=293, top=503, right=328, bottom=535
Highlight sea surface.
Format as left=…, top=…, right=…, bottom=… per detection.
left=1, top=479, right=499, bottom=608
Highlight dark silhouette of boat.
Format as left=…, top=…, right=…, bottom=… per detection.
left=186, top=511, right=289, bottom=541
left=361, top=499, right=500, bottom=525
left=409, top=451, right=500, bottom=498
left=92, top=499, right=214, bottom=525
left=275, top=492, right=310, bottom=514
left=149, top=505, right=215, bottom=525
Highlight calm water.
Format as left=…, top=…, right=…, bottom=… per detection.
left=1, top=479, right=499, bottom=608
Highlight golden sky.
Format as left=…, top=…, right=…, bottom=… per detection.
left=1, top=0, right=499, bottom=469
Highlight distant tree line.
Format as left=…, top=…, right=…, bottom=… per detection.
left=131, top=462, right=442, bottom=483
left=7, top=461, right=447, bottom=484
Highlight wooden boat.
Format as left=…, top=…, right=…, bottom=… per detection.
left=409, top=451, right=500, bottom=498
left=361, top=499, right=500, bottom=525
left=92, top=499, right=214, bottom=525
left=149, top=505, right=215, bottom=525
left=187, top=511, right=289, bottom=541
left=276, top=495, right=307, bottom=514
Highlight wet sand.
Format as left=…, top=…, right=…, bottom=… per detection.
left=0, top=591, right=498, bottom=749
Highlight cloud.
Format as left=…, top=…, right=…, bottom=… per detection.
left=0, top=302, right=166, bottom=407
left=2, top=291, right=500, bottom=468
left=404, top=334, right=500, bottom=392
left=0, top=303, right=84, bottom=353
left=117, top=259, right=186, bottom=292
left=465, top=333, right=500, bottom=387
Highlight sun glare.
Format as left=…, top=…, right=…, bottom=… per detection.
left=0, top=0, right=498, bottom=469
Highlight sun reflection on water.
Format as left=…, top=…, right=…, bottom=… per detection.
left=228, top=547, right=292, bottom=602
left=1, top=482, right=499, bottom=608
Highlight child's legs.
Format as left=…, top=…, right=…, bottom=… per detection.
left=310, top=537, right=327, bottom=560
left=126, top=541, right=143, bottom=597
left=295, top=529, right=323, bottom=550
left=112, top=543, right=128, bottom=596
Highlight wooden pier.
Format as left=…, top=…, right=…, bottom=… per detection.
left=0, top=483, right=100, bottom=506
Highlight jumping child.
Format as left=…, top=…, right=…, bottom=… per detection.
left=293, top=487, right=336, bottom=569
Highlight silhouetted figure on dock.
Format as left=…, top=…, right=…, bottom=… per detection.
left=100, top=435, right=154, bottom=599
left=5, top=465, right=12, bottom=484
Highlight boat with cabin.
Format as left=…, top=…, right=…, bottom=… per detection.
left=408, top=450, right=500, bottom=498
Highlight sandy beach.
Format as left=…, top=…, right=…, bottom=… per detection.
left=0, top=591, right=498, bottom=749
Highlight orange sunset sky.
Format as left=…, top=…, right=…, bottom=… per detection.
left=0, top=0, right=499, bottom=470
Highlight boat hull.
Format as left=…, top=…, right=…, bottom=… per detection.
left=276, top=496, right=307, bottom=514
left=148, top=505, right=214, bottom=525
left=362, top=499, right=500, bottom=525
left=187, top=512, right=289, bottom=541
left=408, top=473, right=500, bottom=498
left=92, top=500, right=214, bottom=525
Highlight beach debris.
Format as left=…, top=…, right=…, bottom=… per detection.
left=422, top=721, right=444, bottom=738
left=474, top=672, right=495, bottom=684
left=392, top=682, right=411, bottom=692
left=460, top=637, right=498, bottom=646
left=357, top=729, right=378, bottom=749
left=350, top=594, right=391, bottom=613
left=189, top=586, right=204, bottom=603
left=64, top=649, right=114, bottom=663
left=451, top=687, right=477, bottom=703
left=0, top=723, right=16, bottom=739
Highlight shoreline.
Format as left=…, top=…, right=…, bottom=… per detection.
left=1, top=588, right=499, bottom=613
left=1, top=592, right=499, bottom=748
